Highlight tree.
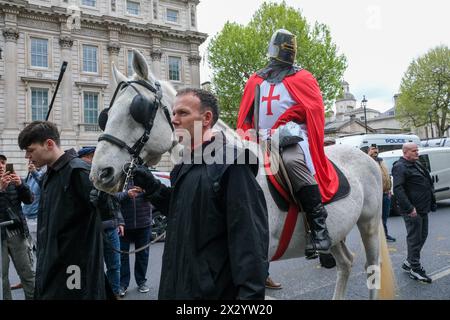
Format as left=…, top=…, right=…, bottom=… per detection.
left=207, top=2, right=347, bottom=127
left=396, top=45, right=450, bottom=137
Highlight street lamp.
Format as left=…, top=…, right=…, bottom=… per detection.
left=428, top=111, right=434, bottom=138
left=361, top=95, right=368, bottom=134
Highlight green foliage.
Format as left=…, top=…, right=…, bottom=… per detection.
left=396, top=45, right=450, bottom=136
left=207, top=1, right=347, bottom=127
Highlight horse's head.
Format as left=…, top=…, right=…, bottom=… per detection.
left=91, top=49, right=177, bottom=193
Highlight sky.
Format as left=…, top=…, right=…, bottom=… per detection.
left=196, top=0, right=450, bottom=113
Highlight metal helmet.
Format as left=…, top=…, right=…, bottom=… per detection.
left=267, top=29, right=297, bottom=64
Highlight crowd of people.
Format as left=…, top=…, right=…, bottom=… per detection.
left=0, top=29, right=437, bottom=301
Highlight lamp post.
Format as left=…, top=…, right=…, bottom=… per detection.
left=361, top=95, right=368, bottom=133
left=428, top=111, right=434, bottom=138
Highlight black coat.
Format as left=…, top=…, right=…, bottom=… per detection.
left=392, top=157, right=436, bottom=215
left=0, top=179, right=33, bottom=238
left=148, top=136, right=269, bottom=300
left=35, top=150, right=105, bottom=299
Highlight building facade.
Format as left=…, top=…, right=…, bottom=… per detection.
left=0, top=0, right=206, bottom=173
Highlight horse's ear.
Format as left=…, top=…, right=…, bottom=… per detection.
left=112, top=63, right=127, bottom=85
left=132, top=49, right=149, bottom=80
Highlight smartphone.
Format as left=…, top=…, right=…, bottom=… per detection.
left=5, top=163, right=14, bottom=174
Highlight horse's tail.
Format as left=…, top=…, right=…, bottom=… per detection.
left=378, top=222, right=396, bottom=299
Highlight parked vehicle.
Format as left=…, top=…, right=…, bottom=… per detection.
left=335, top=133, right=421, bottom=153
left=421, top=137, right=450, bottom=148
left=379, top=147, right=450, bottom=215
left=150, top=170, right=170, bottom=242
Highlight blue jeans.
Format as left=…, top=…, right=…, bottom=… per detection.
left=103, top=228, right=121, bottom=295
left=382, top=193, right=391, bottom=236
left=120, top=227, right=151, bottom=289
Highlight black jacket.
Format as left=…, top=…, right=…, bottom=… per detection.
left=148, top=134, right=269, bottom=300
left=392, top=157, right=436, bottom=215
left=116, top=180, right=152, bottom=230
left=0, top=179, right=33, bottom=238
left=35, top=150, right=105, bottom=300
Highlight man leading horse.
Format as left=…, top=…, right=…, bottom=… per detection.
left=237, top=29, right=339, bottom=257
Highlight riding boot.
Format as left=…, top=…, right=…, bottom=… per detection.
left=295, top=185, right=332, bottom=258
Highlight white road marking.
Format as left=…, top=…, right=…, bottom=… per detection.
left=430, top=265, right=450, bottom=281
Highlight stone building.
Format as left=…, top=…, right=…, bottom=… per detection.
left=0, top=0, right=206, bottom=174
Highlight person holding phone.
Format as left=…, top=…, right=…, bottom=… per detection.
left=0, top=153, right=35, bottom=300
left=115, top=176, right=153, bottom=297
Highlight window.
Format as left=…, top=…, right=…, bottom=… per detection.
left=31, top=38, right=48, bottom=68
left=84, top=92, right=99, bottom=126
left=127, top=50, right=134, bottom=76
left=168, top=56, right=181, bottom=81
left=127, top=1, right=140, bottom=15
left=82, top=0, right=96, bottom=6
left=166, top=9, right=179, bottom=23
left=83, top=45, right=98, bottom=73
left=31, top=88, right=49, bottom=121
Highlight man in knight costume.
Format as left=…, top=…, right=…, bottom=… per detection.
left=237, top=29, right=339, bottom=257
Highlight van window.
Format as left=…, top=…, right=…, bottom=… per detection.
left=378, top=145, right=403, bottom=153
left=361, top=144, right=403, bottom=154
left=418, top=154, right=431, bottom=172
left=381, top=156, right=400, bottom=175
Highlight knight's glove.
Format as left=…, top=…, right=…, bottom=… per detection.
left=131, top=165, right=160, bottom=195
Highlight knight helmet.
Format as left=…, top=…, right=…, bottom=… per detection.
left=267, top=29, right=297, bottom=65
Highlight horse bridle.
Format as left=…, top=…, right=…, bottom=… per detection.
left=97, top=79, right=174, bottom=190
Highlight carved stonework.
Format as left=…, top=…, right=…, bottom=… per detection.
left=3, top=28, right=19, bottom=42
left=59, top=36, right=74, bottom=48
left=162, top=40, right=187, bottom=50
left=151, top=49, right=162, bottom=61
left=188, top=55, right=201, bottom=66
left=107, top=42, right=121, bottom=55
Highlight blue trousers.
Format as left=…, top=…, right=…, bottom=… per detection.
left=103, top=228, right=121, bottom=295
left=382, top=193, right=391, bottom=236
left=120, top=227, right=151, bottom=289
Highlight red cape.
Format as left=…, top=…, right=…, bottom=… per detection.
left=237, top=70, right=338, bottom=202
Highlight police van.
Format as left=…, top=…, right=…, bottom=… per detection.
left=379, top=147, right=450, bottom=203
left=335, top=133, right=421, bottom=153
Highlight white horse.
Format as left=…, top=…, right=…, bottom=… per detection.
left=91, top=50, right=395, bottom=300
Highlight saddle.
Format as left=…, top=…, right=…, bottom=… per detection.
left=263, top=142, right=350, bottom=261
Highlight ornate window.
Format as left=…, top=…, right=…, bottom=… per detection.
left=83, top=92, right=99, bottom=126
left=31, top=88, right=49, bottom=121
left=127, top=1, right=140, bottom=15
left=82, top=45, right=98, bottom=73
left=168, top=56, right=181, bottom=81
left=30, top=38, right=48, bottom=68
left=166, top=8, right=179, bottom=23
left=82, top=0, right=96, bottom=7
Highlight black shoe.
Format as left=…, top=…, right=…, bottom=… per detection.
left=409, top=267, right=432, bottom=283
left=401, top=260, right=411, bottom=272
left=386, top=235, right=396, bottom=242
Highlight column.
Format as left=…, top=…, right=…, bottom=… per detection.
left=59, top=36, right=74, bottom=130
left=150, top=49, right=162, bottom=78
left=2, top=28, right=19, bottom=129
left=188, top=54, right=201, bottom=88
left=150, top=34, right=162, bottom=78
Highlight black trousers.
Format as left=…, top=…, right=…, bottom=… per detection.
left=403, top=213, right=429, bottom=269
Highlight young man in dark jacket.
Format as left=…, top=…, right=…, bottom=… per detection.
left=392, top=142, right=436, bottom=283
left=18, top=121, right=105, bottom=299
left=132, top=88, right=269, bottom=300
left=0, top=153, right=35, bottom=299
